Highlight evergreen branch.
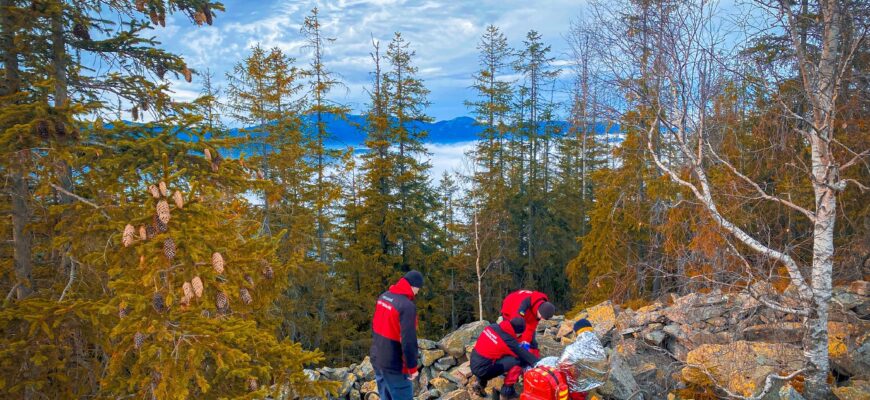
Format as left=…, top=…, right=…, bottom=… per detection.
left=49, top=183, right=109, bottom=218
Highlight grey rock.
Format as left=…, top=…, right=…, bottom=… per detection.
left=418, top=338, right=439, bottom=350
left=438, top=321, right=489, bottom=358
left=434, top=356, right=457, bottom=371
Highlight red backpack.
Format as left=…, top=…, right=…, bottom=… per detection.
left=520, top=366, right=569, bottom=400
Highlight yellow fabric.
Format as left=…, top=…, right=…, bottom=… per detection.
left=574, top=326, right=593, bottom=334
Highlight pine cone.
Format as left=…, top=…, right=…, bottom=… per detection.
left=183, top=68, right=192, bottom=83
left=240, top=287, right=253, bottom=305
left=212, top=252, right=225, bottom=274
left=145, top=223, right=158, bottom=239
left=262, top=265, right=274, bottom=280
left=191, top=276, right=204, bottom=298
left=134, top=332, right=145, bottom=349
left=122, top=224, right=135, bottom=247
left=158, top=181, right=169, bottom=197
left=204, top=148, right=212, bottom=162
left=135, top=0, right=145, bottom=12
left=155, top=217, right=168, bottom=233
left=194, top=11, right=206, bottom=25
left=73, top=22, right=90, bottom=40
left=139, top=225, right=147, bottom=240
left=152, top=292, right=166, bottom=313
left=244, top=274, right=254, bottom=287
left=182, top=281, right=193, bottom=300
left=215, top=292, right=229, bottom=313
left=173, top=191, right=184, bottom=209
left=247, top=377, right=258, bottom=391
left=156, top=200, right=170, bottom=224
left=163, top=238, right=176, bottom=260
left=148, top=184, right=160, bottom=199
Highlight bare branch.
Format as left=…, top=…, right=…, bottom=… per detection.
left=49, top=182, right=109, bottom=218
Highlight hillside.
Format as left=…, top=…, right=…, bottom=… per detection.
left=303, top=281, right=870, bottom=400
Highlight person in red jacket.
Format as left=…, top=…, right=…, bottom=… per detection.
left=370, top=271, right=424, bottom=400
left=470, top=317, right=540, bottom=399
left=499, top=289, right=555, bottom=394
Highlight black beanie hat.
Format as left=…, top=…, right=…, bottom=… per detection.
left=510, top=317, right=526, bottom=334
left=404, top=270, right=424, bottom=288
left=538, top=301, right=555, bottom=320
left=573, top=318, right=592, bottom=332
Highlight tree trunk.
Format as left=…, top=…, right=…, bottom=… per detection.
left=11, top=166, right=34, bottom=299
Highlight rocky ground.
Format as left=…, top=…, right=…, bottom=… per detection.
left=305, top=281, right=870, bottom=400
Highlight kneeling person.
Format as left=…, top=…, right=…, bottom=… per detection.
left=470, top=317, right=540, bottom=399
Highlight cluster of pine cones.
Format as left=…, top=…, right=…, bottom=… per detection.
left=120, top=173, right=275, bottom=360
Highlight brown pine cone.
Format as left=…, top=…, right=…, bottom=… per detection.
left=212, top=252, right=225, bottom=274
left=163, top=238, right=176, bottom=260
left=172, top=191, right=184, bottom=209
left=215, top=292, right=229, bottom=313
left=156, top=200, right=170, bottom=224
left=122, top=224, right=135, bottom=247
left=240, top=287, right=253, bottom=305
left=191, top=276, right=204, bottom=298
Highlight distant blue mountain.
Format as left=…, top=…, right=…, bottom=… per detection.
left=227, top=113, right=622, bottom=148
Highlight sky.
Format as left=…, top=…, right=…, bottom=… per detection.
left=153, top=0, right=586, bottom=124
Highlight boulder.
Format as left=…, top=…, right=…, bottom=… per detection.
left=536, top=333, right=566, bottom=358
left=597, top=350, right=642, bottom=399
left=360, top=379, right=378, bottom=395
left=741, top=322, right=804, bottom=344
left=585, top=301, right=618, bottom=337
left=449, top=361, right=472, bottom=385
left=430, top=376, right=458, bottom=393
left=766, top=384, right=805, bottom=400
left=434, top=356, right=457, bottom=371
left=439, top=321, right=489, bottom=358
left=664, top=301, right=726, bottom=326
left=681, top=341, right=804, bottom=398
left=421, top=349, right=445, bottom=367
left=642, top=329, right=667, bottom=347
left=357, top=356, right=375, bottom=381
left=338, top=372, right=357, bottom=397
left=441, top=388, right=471, bottom=400
left=418, top=338, right=439, bottom=350
left=829, top=321, right=870, bottom=376
left=833, top=379, right=870, bottom=400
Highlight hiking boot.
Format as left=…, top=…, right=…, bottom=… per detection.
left=500, top=384, right=519, bottom=400
left=471, top=377, right=487, bottom=398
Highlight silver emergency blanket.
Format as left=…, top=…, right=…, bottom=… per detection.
left=535, top=331, right=608, bottom=392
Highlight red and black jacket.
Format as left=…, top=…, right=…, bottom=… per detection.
left=370, top=277, right=419, bottom=375
left=500, top=290, right=549, bottom=344
left=470, top=319, right=540, bottom=372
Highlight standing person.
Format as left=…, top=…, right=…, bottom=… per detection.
left=370, top=271, right=424, bottom=400
left=470, top=317, right=540, bottom=399
left=499, top=289, right=555, bottom=395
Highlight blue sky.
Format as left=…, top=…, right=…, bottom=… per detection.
left=153, top=0, right=585, bottom=124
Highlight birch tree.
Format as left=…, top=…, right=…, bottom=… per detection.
left=590, top=0, right=866, bottom=397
